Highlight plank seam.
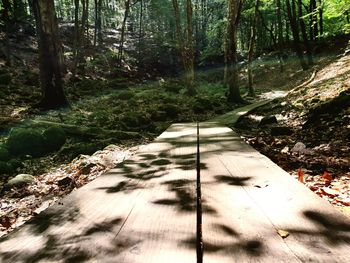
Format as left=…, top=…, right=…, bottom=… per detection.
left=196, top=122, right=203, bottom=263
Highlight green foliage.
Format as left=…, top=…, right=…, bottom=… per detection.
left=158, top=104, right=181, bottom=118
left=0, top=73, right=12, bottom=85
left=0, top=146, right=10, bottom=161
left=42, top=126, right=67, bottom=152
left=6, top=128, right=46, bottom=157
left=117, top=90, right=135, bottom=100
left=0, top=161, right=13, bottom=174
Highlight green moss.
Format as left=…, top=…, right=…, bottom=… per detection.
left=0, top=146, right=10, bottom=161
left=42, top=126, right=67, bottom=152
left=117, top=90, right=135, bottom=100
left=158, top=104, right=180, bottom=118
left=6, top=128, right=46, bottom=157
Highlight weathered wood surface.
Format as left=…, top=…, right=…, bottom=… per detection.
left=1, top=122, right=350, bottom=262
left=0, top=123, right=198, bottom=263
left=199, top=123, right=350, bottom=262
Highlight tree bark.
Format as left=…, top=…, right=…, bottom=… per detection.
left=0, top=0, right=12, bottom=66
left=118, top=0, right=131, bottom=65
left=318, top=0, right=323, bottom=37
left=224, top=0, right=244, bottom=103
left=172, top=0, right=196, bottom=94
left=32, top=0, right=68, bottom=109
left=73, top=0, right=80, bottom=74
left=247, top=0, right=260, bottom=97
left=276, top=0, right=285, bottom=72
left=286, top=0, right=308, bottom=70
left=298, top=0, right=313, bottom=65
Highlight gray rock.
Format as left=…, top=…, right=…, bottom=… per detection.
left=6, top=174, right=36, bottom=188
left=291, top=142, right=306, bottom=153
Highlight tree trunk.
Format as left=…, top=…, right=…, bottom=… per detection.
left=32, top=0, right=68, bottom=109
left=318, top=0, right=323, bottom=37
left=172, top=0, right=196, bottom=94
left=73, top=0, right=80, bottom=74
left=309, top=0, right=318, bottom=41
left=118, top=0, right=131, bottom=65
left=138, top=0, right=143, bottom=61
left=276, top=0, right=285, bottom=72
left=298, top=0, right=313, bottom=65
left=0, top=0, right=12, bottom=66
left=247, top=0, right=260, bottom=97
left=97, top=0, right=103, bottom=44
left=286, top=0, right=308, bottom=70
left=225, top=0, right=244, bottom=103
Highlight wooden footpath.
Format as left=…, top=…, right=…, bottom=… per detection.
left=1, top=121, right=350, bottom=262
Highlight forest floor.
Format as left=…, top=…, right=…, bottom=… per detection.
left=1, top=33, right=350, bottom=236
left=235, top=49, right=350, bottom=217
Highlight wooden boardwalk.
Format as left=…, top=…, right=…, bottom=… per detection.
left=1, top=122, right=350, bottom=262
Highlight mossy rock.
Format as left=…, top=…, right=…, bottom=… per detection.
left=42, top=126, right=67, bottom=152
left=5, top=174, right=36, bottom=189
left=0, top=73, right=12, bottom=85
left=6, top=128, right=46, bottom=157
left=0, top=146, right=10, bottom=161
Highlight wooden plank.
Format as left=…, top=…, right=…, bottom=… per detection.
left=199, top=122, right=350, bottom=262
left=0, top=123, right=198, bottom=263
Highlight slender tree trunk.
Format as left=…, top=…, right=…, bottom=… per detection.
left=118, top=0, right=131, bottom=65
left=94, top=0, right=98, bottom=46
left=73, top=0, right=80, bottom=74
left=32, top=0, right=68, bottom=109
left=97, top=0, right=103, bottom=45
left=286, top=0, right=308, bottom=70
left=247, top=0, right=260, bottom=97
left=225, top=0, right=244, bottom=103
left=276, top=0, right=285, bottom=72
left=318, top=0, right=323, bottom=37
left=298, top=0, right=313, bottom=65
left=172, top=0, right=196, bottom=94
left=1, top=0, right=12, bottom=66
left=138, top=0, right=143, bottom=61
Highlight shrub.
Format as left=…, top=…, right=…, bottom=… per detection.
left=6, top=128, right=46, bottom=157
left=42, top=126, right=67, bottom=152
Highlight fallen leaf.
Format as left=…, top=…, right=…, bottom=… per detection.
left=0, top=216, right=13, bottom=229
left=323, top=171, right=332, bottom=185
left=320, top=187, right=340, bottom=198
left=277, top=229, right=289, bottom=238
left=298, top=168, right=305, bottom=184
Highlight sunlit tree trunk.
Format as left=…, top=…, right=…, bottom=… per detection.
left=172, top=0, right=196, bottom=94
left=224, top=0, right=244, bottom=103
left=32, top=0, right=68, bottom=109
left=276, top=0, right=285, bottom=72
left=247, top=0, right=260, bottom=97
left=118, top=0, right=131, bottom=65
